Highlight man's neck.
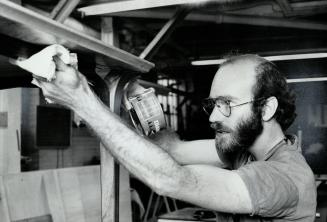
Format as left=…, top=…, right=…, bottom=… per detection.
left=249, top=121, right=285, bottom=160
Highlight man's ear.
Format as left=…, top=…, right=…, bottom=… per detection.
left=262, top=96, right=278, bottom=121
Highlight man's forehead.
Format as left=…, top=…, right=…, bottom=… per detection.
left=210, top=61, right=258, bottom=99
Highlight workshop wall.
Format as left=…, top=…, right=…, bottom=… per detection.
left=20, top=88, right=100, bottom=171
left=0, top=88, right=21, bottom=175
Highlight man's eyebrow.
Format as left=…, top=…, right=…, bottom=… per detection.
left=210, top=95, right=238, bottom=101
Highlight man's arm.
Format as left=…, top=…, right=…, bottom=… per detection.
left=150, top=131, right=226, bottom=167
left=125, top=81, right=225, bottom=167
left=36, top=56, right=252, bottom=214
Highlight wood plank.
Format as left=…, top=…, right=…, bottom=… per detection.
left=4, top=172, right=48, bottom=221
left=77, top=166, right=101, bottom=222
left=43, top=171, right=66, bottom=222
left=100, top=17, right=117, bottom=222
left=50, top=0, right=67, bottom=19
left=79, top=0, right=205, bottom=16
left=100, top=146, right=116, bottom=222
left=53, top=0, right=80, bottom=23
left=0, top=0, right=154, bottom=72
left=99, top=17, right=133, bottom=222
left=110, top=9, right=327, bottom=31
left=1, top=167, right=101, bottom=222
left=119, top=165, right=132, bottom=222
left=276, top=0, right=293, bottom=16
left=0, top=176, right=10, bottom=222
left=57, top=169, right=86, bottom=222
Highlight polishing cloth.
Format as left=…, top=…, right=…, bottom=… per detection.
left=15, top=44, right=70, bottom=81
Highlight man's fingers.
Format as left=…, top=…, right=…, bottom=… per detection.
left=53, top=55, right=68, bottom=71
left=32, top=77, right=50, bottom=89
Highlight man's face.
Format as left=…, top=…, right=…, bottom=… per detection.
left=208, top=60, right=263, bottom=153
left=211, top=106, right=263, bottom=154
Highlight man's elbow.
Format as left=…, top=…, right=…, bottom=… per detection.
left=150, top=167, right=196, bottom=198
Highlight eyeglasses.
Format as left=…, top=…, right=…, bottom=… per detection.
left=202, top=97, right=265, bottom=117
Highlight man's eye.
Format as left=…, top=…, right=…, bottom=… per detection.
left=224, top=100, right=231, bottom=105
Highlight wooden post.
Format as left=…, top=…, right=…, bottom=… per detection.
left=97, top=17, right=132, bottom=222
left=43, top=171, right=66, bottom=222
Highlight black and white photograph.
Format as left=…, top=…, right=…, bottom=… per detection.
left=0, top=0, right=326, bottom=221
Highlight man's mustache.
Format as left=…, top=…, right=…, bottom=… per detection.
left=210, top=122, right=232, bottom=133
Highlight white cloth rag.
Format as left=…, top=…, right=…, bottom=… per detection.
left=11, top=44, right=72, bottom=103
left=15, top=44, right=70, bottom=81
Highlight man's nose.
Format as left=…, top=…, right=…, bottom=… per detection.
left=209, top=106, right=225, bottom=123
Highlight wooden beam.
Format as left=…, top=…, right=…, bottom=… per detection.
left=26, top=4, right=100, bottom=39
left=292, top=1, right=327, bottom=8
left=50, top=0, right=67, bottom=19
left=54, top=0, right=80, bottom=23
left=111, top=9, right=327, bottom=31
left=78, top=0, right=238, bottom=16
left=97, top=17, right=132, bottom=222
left=275, top=0, right=292, bottom=16
left=109, top=2, right=327, bottom=18
left=98, top=17, right=117, bottom=222
left=215, top=14, right=327, bottom=31
left=139, top=7, right=190, bottom=60
left=0, top=0, right=154, bottom=72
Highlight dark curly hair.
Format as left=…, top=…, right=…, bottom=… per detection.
left=252, top=59, right=296, bottom=130
left=221, top=54, right=296, bottom=131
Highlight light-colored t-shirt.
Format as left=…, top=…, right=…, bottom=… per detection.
left=218, top=135, right=317, bottom=221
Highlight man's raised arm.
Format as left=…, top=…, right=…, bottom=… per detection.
left=149, top=131, right=225, bottom=167
left=35, top=55, right=252, bottom=214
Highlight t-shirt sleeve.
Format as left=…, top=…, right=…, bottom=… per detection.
left=235, top=161, right=299, bottom=218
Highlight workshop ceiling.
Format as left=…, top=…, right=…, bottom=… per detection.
left=0, top=0, right=327, bottom=88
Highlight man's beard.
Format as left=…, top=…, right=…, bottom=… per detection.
left=211, top=109, right=263, bottom=154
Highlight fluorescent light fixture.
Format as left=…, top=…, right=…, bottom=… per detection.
left=191, top=53, right=327, bottom=66
left=287, top=77, right=327, bottom=83
left=191, top=59, right=226, bottom=66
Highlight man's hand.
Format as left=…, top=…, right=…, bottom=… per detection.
left=34, top=55, right=90, bottom=109
left=52, top=55, right=81, bottom=89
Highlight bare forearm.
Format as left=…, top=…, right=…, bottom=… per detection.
left=150, top=131, right=224, bottom=167
left=73, top=89, right=192, bottom=193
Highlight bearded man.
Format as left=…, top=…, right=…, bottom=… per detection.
left=36, top=53, right=316, bottom=221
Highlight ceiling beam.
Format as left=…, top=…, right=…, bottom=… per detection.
left=111, top=9, right=327, bottom=31
left=26, top=5, right=100, bottom=39
left=139, top=7, right=191, bottom=60
left=275, top=0, right=292, bottom=16
left=50, top=0, right=67, bottom=19
left=215, top=14, right=327, bottom=31
left=0, top=0, right=154, bottom=72
left=292, top=1, right=327, bottom=8
left=78, top=0, right=241, bottom=16
left=53, top=0, right=80, bottom=23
